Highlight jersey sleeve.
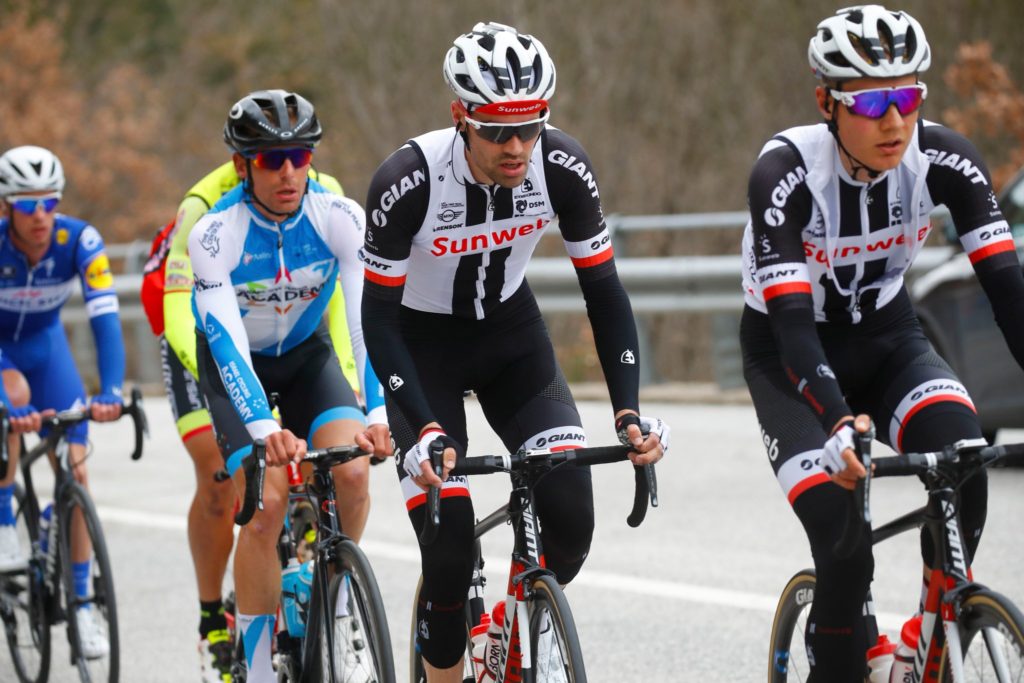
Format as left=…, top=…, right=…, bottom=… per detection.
left=163, top=195, right=211, bottom=378
left=361, top=144, right=435, bottom=431
left=320, top=195, right=386, bottom=425
left=188, top=214, right=277, bottom=439
left=544, top=129, right=640, bottom=413
left=747, top=143, right=851, bottom=431
left=923, top=124, right=1024, bottom=370
left=75, top=224, right=125, bottom=396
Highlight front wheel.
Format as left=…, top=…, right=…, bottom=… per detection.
left=527, top=574, right=586, bottom=683
left=313, top=539, right=395, bottom=683
left=767, top=570, right=816, bottom=683
left=59, top=482, right=119, bottom=683
left=941, top=589, right=1024, bottom=682
left=1, top=483, right=51, bottom=683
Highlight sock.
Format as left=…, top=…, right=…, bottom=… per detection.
left=199, top=598, right=228, bottom=638
left=237, top=612, right=275, bottom=683
left=0, top=483, right=14, bottom=525
left=73, top=560, right=91, bottom=600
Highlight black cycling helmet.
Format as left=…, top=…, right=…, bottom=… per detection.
left=223, top=89, right=322, bottom=154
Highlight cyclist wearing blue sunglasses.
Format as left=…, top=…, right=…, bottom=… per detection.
left=0, top=144, right=125, bottom=656
left=741, top=6, right=1024, bottom=681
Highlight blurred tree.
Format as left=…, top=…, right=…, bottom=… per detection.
left=941, top=41, right=1024, bottom=191
left=0, top=3, right=176, bottom=240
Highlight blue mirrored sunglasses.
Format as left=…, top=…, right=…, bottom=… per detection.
left=7, top=194, right=61, bottom=215
left=830, top=84, right=928, bottom=119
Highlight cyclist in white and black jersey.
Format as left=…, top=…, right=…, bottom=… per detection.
left=361, top=22, right=668, bottom=682
left=742, top=7, right=1024, bottom=680
left=189, top=90, right=391, bottom=683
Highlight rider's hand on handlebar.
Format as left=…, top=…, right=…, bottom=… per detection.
left=356, top=423, right=394, bottom=459
left=89, top=392, right=123, bottom=423
left=823, top=414, right=871, bottom=490
left=615, top=412, right=669, bottom=466
left=403, top=427, right=458, bottom=490
left=264, top=429, right=307, bottom=467
left=6, top=403, right=42, bottom=434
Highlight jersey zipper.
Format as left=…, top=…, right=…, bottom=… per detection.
left=475, top=186, right=498, bottom=320
left=13, top=254, right=33, bottom=342
left=275, top=225, right=286, bottom=355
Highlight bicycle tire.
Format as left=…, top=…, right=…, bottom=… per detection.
left=308, top=538, right=395, bottom=683
left=767, top=569, right=816, bottom=683
left=1, top=483, right=51, bottom=683
left=940, top=588, right=1024, bottom=682
left=527, top=574, right=586, bottom=683
left=408, top=575, right=478, bottom=683
left=58, top=482, right=119, bottom=683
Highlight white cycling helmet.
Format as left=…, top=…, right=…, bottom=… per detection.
left=0, top=145, right=65, bottom=197
left=809, top=5, right=931, bottom=80
left=443, top=21, right=556, bottom=113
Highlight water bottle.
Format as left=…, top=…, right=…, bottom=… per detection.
left=39, top=503, right=53, bottom=554
left=469, top=611, right=494, bottom=680
left=890, top=614, right=921, bottom=683
left=866, top=634, right=896, bottom=683
left=281, top=558, right=313, bottom=637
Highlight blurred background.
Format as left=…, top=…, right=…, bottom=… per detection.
left=2, top=0, right=1023, bottom=392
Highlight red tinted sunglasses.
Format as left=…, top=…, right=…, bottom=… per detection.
left=830, top=84, right=928, bottom=119
left=246, top=148, right=314, bottom=170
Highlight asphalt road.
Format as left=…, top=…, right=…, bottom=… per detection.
left=5, top=397, right=1024, bottom=682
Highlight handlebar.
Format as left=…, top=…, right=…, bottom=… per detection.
left=214, top=440, right=368, bottom=526
left=833, top=430, right=1024, bottom=558
left=418, top=443, right=658, bottom=546
left=0, top=387, right=149, bottom=479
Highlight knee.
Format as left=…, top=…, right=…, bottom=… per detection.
left=195, top=476, right=236, bottom=520
left=2, top=370, right=30, bottom=407
left=242, top=484, right=287, bottom=542
left=332, top=461, right=369, bottom=501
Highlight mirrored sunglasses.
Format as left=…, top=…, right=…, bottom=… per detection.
left=246, top=148, right=314, bottom=171
left=464, top=110, right=550, bottom=144
left=830, top=84, right=928, bottom=119
left=7, top=193, right=61, bottom=215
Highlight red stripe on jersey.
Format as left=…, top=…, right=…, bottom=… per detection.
left=787, top=472, right=831, bottom=505
left=570, top=248, right=614, bottom=269
left=404, top=487, right=470, bottom=511
left=364, top=268, right=406, bottom=287
left=896, top=394, right=976, bottom=451
left=968, top=240, right=1015, bottom=265
left=764, top=281, right=812, bottom=301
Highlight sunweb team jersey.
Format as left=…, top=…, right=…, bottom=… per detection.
left=161, top=161, right=360, bottom=391
left=0, top=215, right=125, bottom=401
left=362, top=126, right=641, bottom=430
left=189, top=181, right=384, bottom=440
left=742, top=120, right=1024, bottom=431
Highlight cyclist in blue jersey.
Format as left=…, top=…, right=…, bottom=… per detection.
left=189, top=90, right=390, bottom=683
left=741, top=7, right=1024, bottom=680
left=0, top=145, right=125, bottom=658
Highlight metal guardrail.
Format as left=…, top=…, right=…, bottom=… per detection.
left=64, top=210, right=960, bottom=388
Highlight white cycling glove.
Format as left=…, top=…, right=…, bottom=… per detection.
left=821, top=423, right=856, bottom=476
left=402, top=429, right=458, bottom=480
left=615, top=414, right=671, bottom=453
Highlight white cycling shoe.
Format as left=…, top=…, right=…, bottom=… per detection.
left=0, top=524, right=27, bottom=572
left=75, top=607, right=110, bottom=660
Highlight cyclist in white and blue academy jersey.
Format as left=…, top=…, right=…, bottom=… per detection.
left=0, top=145, right=125, bottom=659
left=188, top=90, right=390, bottom=683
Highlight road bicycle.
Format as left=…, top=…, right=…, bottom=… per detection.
left=768, top=428, right=1024, bottom=682
left=222, top=439, right=395, bottom=682
left=0, top=388, right=148, bottom=683
left=410, top=444, right=657, bottom=683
